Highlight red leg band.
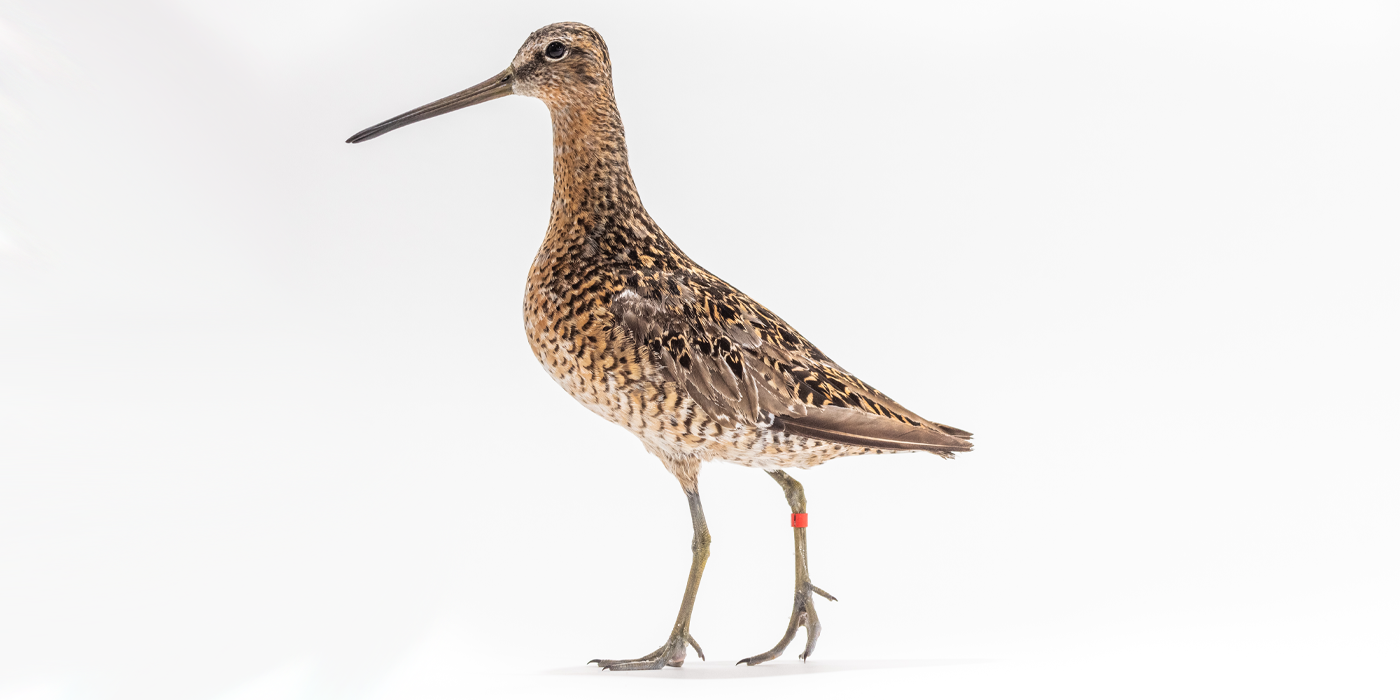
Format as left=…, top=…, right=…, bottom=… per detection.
left=791, top=513, right=808, bottom=528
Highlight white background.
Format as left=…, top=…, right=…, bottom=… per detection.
left=2, top=1, right=1397, bottom=698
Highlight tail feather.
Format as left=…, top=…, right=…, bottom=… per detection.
left=777, top=405, right=973, bottom=454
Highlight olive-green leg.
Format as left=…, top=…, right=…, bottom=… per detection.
left=738, top=469, right=837, bottom=666
left=589, top=486, right=710, bottom=670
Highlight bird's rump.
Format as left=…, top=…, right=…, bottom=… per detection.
left=611, top=269, right=972, bottom=456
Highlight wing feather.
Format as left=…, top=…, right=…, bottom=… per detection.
left=610, top=270, right=972, bottom=453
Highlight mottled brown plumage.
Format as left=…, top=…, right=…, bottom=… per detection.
left=349, top=22, right=972, bottom=670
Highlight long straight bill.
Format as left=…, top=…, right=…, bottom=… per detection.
left=346, top=67, right=514, bottom=143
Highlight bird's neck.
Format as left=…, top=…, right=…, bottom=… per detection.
left=544, top=95, right=667, bottom=259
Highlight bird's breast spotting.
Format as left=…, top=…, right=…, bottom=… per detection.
left=522, top=256, right=880, bottom=469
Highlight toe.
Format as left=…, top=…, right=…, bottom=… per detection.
left=686, top=633, right=706, bottom=661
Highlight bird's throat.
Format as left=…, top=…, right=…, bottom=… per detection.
left=533, top=91, right=689, bottom=280
left=546, top=97, right=646, bottom=233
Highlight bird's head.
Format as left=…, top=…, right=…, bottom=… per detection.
left=509, top=23, right=614, bottom=105
left=346, top=22, right=614, bottom=144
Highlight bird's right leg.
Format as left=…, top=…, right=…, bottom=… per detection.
left=738, top=469, right=837, bottom=666
left=589, top=465, right=710, bottom=671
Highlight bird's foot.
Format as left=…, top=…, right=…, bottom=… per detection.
left=737, top=582, right=836, bottom=666
left=589, top=632, right=705, bottom=671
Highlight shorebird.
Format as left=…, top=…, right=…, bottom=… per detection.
left=347, top=22, right=972, bottom=670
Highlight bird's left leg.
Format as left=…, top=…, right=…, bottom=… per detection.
left=590, top=458, right=710, bottom=671
left=738, top=469, right=837, bottom=666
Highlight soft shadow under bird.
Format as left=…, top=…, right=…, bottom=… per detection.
left=347, top=22, right=973, bottom=671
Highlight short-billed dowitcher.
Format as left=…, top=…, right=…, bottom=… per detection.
left=348, top=22, right=972, bottom=670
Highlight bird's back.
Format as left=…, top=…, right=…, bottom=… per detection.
left=523, top=216, right=972, bottom=469
left=514, top=23, right=969, bottom=468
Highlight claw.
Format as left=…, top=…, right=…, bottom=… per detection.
left=739, top=583, right=835, bottom=666
left=686, top=633, right=705, bottom=661
left=590, top=655, right=668, bottom=671
left=736, top=653, right=763, bottom=666
left=589, top=634, right=693, bottom=671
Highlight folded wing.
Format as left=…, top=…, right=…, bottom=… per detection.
left=610, top=269, right=972, bottom=456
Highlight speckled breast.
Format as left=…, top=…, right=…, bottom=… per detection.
left=522, top=259, right=685, bottom=445
left=521, top=259, right=866, bottom=469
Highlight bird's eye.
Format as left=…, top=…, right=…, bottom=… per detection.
left=544, top=42, right=567, bottom=60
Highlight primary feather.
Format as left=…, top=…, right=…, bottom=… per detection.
left=611, top=267, right=972, bottom=457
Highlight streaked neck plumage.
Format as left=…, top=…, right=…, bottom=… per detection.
left=542, top=90, right=676, bottom=265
